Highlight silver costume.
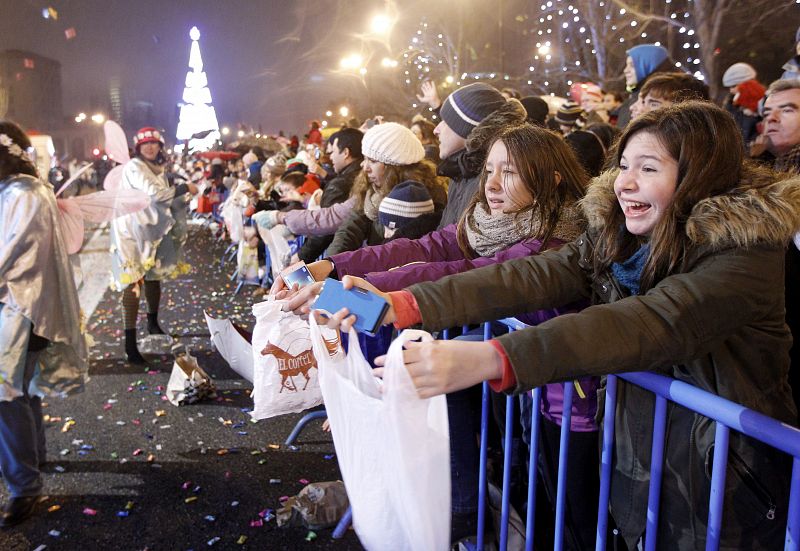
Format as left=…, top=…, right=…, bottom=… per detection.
left=0, top=174, right=87, bottom=401
left=109, top=158, right=179, bottom=289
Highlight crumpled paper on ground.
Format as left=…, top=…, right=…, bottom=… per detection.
left=276, top=481, right=349, bottom=530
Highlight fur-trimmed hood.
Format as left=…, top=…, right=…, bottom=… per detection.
left=581, top=166, right=800, bottom=249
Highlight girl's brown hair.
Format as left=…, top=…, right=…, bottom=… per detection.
left=594, top=100, right=753, bottom=291
left=351, top=158, right=445, bottom=209
left=456, top=123, right=589, bottom=258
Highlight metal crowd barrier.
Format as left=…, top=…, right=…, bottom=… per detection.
left=467, top=318, right=800, bottom=551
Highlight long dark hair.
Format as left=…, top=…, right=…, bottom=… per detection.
left=0, top=121, right=37, bottom=181
left=594, top=101, right=753, bottom=291
left=456, top=123, right=589, bottom=258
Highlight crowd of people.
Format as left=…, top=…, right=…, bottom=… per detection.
left=1, top=33, right=800, bottom=550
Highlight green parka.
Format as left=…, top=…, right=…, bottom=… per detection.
left=407, top=168, right=800, bottom=549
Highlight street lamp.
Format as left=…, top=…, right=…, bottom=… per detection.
left=221, top=126, right=230, bottom=136
left=339, top=106, right=349, bottom=118
left=91, top=113, right=105, bottom=124
left=340, top=54, right=364, bottom=70
left=370, top=14, right=393, bottom=35
left=325, top=110, right=333, bottom=117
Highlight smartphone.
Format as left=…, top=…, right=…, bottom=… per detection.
left=280, top=261, right=316, bottom=290
left=314, top=148, right=321, bottom=160
left=313, top=278, right=389, bottom=336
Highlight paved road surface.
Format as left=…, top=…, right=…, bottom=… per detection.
left=0, top=222, right=362, bottom=550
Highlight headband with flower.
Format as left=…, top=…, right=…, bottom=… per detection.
left=0, top=133, right=32, bottom=163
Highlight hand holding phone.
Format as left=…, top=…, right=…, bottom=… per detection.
left=313, top=278, right=390, bottom=336
left=280, top=261, right=316, bottom=290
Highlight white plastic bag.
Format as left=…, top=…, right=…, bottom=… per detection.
left=250, top=299, right=338, bottom=420
left=309, top=317, right=451, bottom=551
left=257, top=224, right=292, bottom=279
left=203, top=312, right=254, bottom=382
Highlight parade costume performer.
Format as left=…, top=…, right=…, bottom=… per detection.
left=109, top=127, right=191, bottom=364
left=0, top=122, right=87, bottom=526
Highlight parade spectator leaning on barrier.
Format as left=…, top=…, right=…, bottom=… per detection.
left=292, top=102, right=800, bottom=550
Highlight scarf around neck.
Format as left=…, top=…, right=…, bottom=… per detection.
left=465, top=202, right=537, bottom=257
left=611, top=243, right=651, bottom=296
left=362, top=187, right=385, bottom=222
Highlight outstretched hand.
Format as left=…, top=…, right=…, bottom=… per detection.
left=373, top=338, right=504, bottom=399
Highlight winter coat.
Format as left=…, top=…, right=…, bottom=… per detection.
left=406, top=168, right=800, bottom=549
left=284, top=197, right=355, bottom=237
left=297, top=161, right=361, bottom=263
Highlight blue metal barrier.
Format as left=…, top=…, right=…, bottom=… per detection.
left=471, top=319, right=800, bottom=551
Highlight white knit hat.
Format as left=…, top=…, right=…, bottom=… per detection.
left=361, top=122, right=425, bottom=166
left=722, top=63, right=757, bottom=87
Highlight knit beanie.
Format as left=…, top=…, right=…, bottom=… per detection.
left=440, top=83, right=508, bottom=139
left=520, top=96, right=549, bottom=126
left=265, top=153, right=287, bottom=175
left=378, top=180, right=435, bottom=230
left=361, top=122, right=425, bottom=166
left=627, top=44, right=670, bottom=83
left=555, top=102, right=587, bottom=128
left=722, top=63, right=757, bottom=87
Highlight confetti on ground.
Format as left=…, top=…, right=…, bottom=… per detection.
left=305, top=531, right=317, bottom=542
left=47, top=505, right=61, bottom=513
left=83, top=508, right=98, bottom=516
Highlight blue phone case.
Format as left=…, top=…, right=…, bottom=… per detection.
left=313, top=278, right=389, bottom=336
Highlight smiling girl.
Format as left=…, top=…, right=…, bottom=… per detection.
left=302, top=102, right=800, bottom=549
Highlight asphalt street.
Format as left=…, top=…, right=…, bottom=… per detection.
left=0, top=222, right=363, bottom=551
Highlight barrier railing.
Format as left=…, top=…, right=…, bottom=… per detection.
left=469, top=319, right=800, bottom=551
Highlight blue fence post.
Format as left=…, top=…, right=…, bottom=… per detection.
left=787, top=457, right=800, bottom=551
left=705, top=423, right=730, bottom=551
left=554, top=382, right=574, bottom=551
left=499, top=395, right=515, bottom=551
left=476, top=321, right=493, bottom=550
left=525, top=387, right=542, bottom=551
left=595, top=375, right=618, bottom=551
left=644, top=395, right=668, bottom=551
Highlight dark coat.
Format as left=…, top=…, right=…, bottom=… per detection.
left=408, top=168, right=800, bottom=549
left=297, top=161, right=360, bottom=263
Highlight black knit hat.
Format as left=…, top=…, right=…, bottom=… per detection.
left=554, top=102, right=587, bottom=128
left=439, top=83, right=508, bottom=139
left=378, top=180, right=435, bottom=230
left=520, top=96, right=549, bottom=126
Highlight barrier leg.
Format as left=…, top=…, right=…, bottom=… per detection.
left=553, top=383, right=574, bottom=551
left=786, top=456, right=800, bottom=551
left=595, top=375, right=618, bottom=551
left=332, top=506, right=352, bottom=539
left=499, top=395, right=515, bottom=551
left=284, top=410, right=328, bottom=446
left=705, top=423, right=729, bottom=551
left=477, top=381, right=490, bottom=550
left=644, top=395, right=668, bottom=551
left=525, top=388, right=541, bottom=551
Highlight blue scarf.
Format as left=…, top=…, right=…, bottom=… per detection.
left=611, top=243, right=650, bottom=296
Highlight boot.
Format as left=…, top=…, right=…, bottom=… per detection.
left=147, top=313, right=165, bottom=335
left=125, top=329, right=147, bottom=364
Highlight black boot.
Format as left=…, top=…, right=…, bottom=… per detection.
left=125, top=329, right=147, bottom=364
left=147, top=313, right=165, bottom=335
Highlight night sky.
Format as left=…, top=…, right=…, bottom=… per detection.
left=0, top=0, right=405, bottom=134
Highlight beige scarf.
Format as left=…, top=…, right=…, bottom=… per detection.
left=465, top=203, right=537, bottom=257
left=362, top=187, right=385, bottom=222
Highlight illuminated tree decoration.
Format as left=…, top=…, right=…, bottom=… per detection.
left=176, top=26, right=221, bottom=151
